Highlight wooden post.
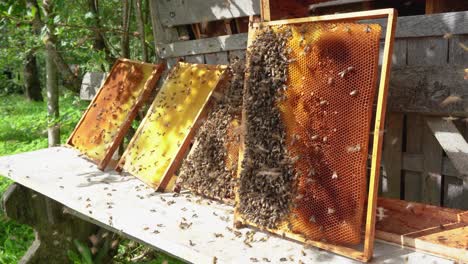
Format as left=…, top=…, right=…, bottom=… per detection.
left=1, top=184, right=110, bottom=263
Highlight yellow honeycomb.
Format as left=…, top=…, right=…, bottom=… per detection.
left=69, top=60, right=162, bottom=165
left=118, top=62, right=227, bottom=189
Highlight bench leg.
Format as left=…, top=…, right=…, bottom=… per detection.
left=2, top=183, right=117, bottom=263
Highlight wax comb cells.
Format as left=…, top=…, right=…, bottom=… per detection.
left=117, top=62, right=228, bottom=191
left=67, top=59, right=164, bottom=170
left=236, top=20, right=382, bottom=246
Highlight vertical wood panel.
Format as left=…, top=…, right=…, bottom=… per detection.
left=449, top=34, right=468, bottom=66
left=407, top=37, right=448, bottom=66
left=204, top=52, right=229, bottom=65
left=379, top=39, right=407, bottom=67
left=184, top=55, right=205, bottom=64
left=381, top=113, right=404, bottom=199
left=228, top=50, right=246, bottom=62
left=443, top=120, right=468, bottom=209
left=404, top=114, right=423, bottom=202
left=421, top=120, right=443, bottom=205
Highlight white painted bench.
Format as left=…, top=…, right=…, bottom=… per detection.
left=0, top=147, right=456, bottom=263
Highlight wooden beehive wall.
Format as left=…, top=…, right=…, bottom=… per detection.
left=149, top=0, right=468, bottom=209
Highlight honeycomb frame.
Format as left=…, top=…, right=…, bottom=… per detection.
left=116, top=62, right=229, bottom=191
left=234, top=9, right=397, bottom=262
left=67, top=59, right=165, bottom=170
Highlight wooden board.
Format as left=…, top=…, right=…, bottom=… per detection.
left=381, top=113, right=403, bottom=199
left=366, top=11, right=468, bottom=38
left=67, top=59, right=164, bottom=170
left=375, top=197, right=468, bottom=262
left=404, top=114, right=424, bottom=202
left=407, top=37, right=448, bottom=66
left=156, top=0, right=260, bottom=27
left=116, top=62, right=228, bottom=191
left=205, top=52, right=229, bottom=65
left=449, top=34, right=468, bottom=66
left=157, top=33, right=248, bottom=59
left=0, top=147, right=456, bottom=264
left=387, top=65, right=468, bottom=115
left=155, top=12, right=468, bottom=59
left=421, top=119, right=443, bottom=206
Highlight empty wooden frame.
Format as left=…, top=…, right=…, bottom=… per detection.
left=67, top=59, right=165, bottom=170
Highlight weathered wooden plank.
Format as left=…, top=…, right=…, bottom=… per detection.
left=425, top=117, right=468, bottom=178
left=204, top=52, right=229, bottom=65
left=404, top=114, right=423, bottom=202
left=403, top=154, right=460, bottom=178
left=149, top=0, right=179, bottom=59
left=183, top=55, right=205, bottom=64
left=449, top=34, right=468, bottom=66
left=381, top=113, right=404, bottom=199
left=366, top=11, right=468, bottom=38
left=421, top=120, right=443, bottom=206
left=407, top=37, right=448, bottom=66
left=158, top=33, right=248, bottom=59
left=379, top=39, right=406, bottom=66
left=387, top=65, right=468, bottom=115
left=310, top=0, right=374, bottom=9
left=376, top=197, right=468, bottom=262
left=156, top=0, right=260, bottom=27
left=0, top=147, right=453, bottom=264
left=228, top=50, right=246, bottom=62
left=443, top=176, right=468, bottom=209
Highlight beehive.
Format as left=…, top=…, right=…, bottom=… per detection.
left=235, top=9, right=396, bottom=262
left=116, top=62, right=228, bottom=191
left=177, top=60, right=244, bottom=202
left=67, top=59, right=164, bottom=170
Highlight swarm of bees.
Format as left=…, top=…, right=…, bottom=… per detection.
left=177, top=58, right=245, bottom=201
left=237, top=27, right=297, bottom=229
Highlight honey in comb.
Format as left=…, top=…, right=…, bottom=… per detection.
left=177, top=59, right=244, bottom=202
left=238, top=21, right=381, bottom=245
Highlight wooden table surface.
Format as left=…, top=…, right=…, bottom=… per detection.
left=0, top=147, right=455, bottom=264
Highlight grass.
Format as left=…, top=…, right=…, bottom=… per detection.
left=0, top=93, right=184, bottom=264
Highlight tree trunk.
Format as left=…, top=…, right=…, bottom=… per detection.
left=88, top=0, right=113, bottom=67
left=121, top=0, right=131, bottom=58
left=27, top=0, right=80, bottom=93
left=134, top=0, right=148, bottom=62
left=43, top=0, right=60, bottom=146
left=24, top=0, right=43, bottom=101
left=24, top=50, right=43, bottom=101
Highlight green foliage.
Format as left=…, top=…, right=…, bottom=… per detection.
left=0, top=93, right=88, bottom=156
left=0, top=93, right=87, bottom=263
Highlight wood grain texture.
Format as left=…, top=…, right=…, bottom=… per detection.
left=407, top=37, right=448, bottom=66
left=204, top=52, right=229, bottom=65
left=444, top=176, right=468, bottom=209
left=158, top=33, right=248, bottom=58
left=404, top=114, right=423, bottom=202
left=448, top=34, right=468, bottom=66
left=366, top=11, right=468, bottom=38
left=403, top=154, right=461, bottom=178
left=379, top=39, right=406, bottom=66
left=426, top=117, right=468, bottom=178
left=228, top=50, right=246, bottom=62
left=381, top=113, right=403, bottom=199
left=183, top=54, right=205, bottom=64
left=421, top=120, right=443, bottom=206
left=0, top=147, right=453, bottom=264
left=375, top=197, right=468, bottom=262
left=156, top=0, right=260, bottom=27
left=387, top=65, right=468, bottom=115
